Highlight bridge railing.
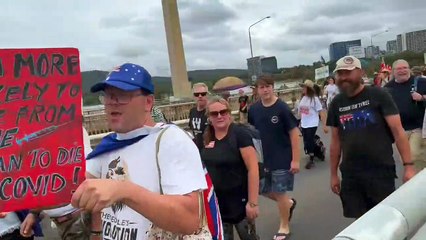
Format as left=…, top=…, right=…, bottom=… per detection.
left=83, top=88, right=302, bottom=137
left=333, top=170, right=426, bottom=240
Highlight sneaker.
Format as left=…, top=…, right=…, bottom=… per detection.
left=305, top=161, right=314, bottom=169
left=289, top=198, right=297, bottom=221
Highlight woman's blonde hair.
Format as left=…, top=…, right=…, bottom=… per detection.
left=203, top=96, right=232, bottom=146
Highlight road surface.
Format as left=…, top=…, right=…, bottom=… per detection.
left=40, top=127, right=406, bottom=240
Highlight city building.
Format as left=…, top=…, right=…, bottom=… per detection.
left=397, top=29, right=426, bottom=53
left=365, top=46, right=380, bottom=59
left=386, top=40, right=397, bottom=54
left=397, top=34, right=406, bottom=53
left=247, top=56, right=278, bottom=84
left=329, top=39, right=362, bottom=61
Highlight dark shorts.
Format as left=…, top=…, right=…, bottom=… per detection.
left=340, top=175, right=395, bottom=218
left=260, top=169, right=294, bottom=194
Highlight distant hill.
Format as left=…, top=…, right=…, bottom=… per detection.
left=81, top=68, right=248, bottom=105
left=81, top=70, right=109, bottom=94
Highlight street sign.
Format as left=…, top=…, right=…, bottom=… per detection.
left=315, top=65, right=329, bottom=80
left=349, top=46, right=366, bottom=59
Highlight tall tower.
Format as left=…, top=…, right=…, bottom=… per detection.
left=162, top=0, right=192, bottom=98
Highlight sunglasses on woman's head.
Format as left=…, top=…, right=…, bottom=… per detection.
left=193, top=92, right=207, bottom=97
left=209, top=109, right=229, bottom=117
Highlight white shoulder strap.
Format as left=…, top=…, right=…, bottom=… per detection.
left=155, top=126, right=170, bottom=194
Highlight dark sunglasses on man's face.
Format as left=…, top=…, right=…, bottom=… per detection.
left=209, top=109, right=229, bottom=117
left=193, top=92, right=207, bottom=97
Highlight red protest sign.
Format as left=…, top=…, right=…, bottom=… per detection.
left=0, top=48, right=85, bottom=212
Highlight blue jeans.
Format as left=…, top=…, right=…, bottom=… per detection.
left=260, top=169, right=294, bottom=194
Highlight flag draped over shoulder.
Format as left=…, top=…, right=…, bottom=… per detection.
left=203, top=167, right=224, bottom=240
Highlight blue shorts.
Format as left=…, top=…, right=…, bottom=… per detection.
left=260, top=169, right=294, bottom=194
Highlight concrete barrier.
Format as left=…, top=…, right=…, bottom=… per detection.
left=333, top=170, right=426, bottom=240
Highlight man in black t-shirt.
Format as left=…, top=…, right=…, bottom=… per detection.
left=238, top=89, right=249, bottom=123
left=327, top=56, right=416, bottom=219
left=384, top=59, right=426, bottom=172
left=248, top=76, right=300, bottom=239
left=188, top=83, right=209, bottom=150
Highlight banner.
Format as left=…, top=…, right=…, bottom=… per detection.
left=315, top=65, right=329, bottom=80
left=348, top=46, right=366, bottom=59
left=0, top=48, right=85, bottom=212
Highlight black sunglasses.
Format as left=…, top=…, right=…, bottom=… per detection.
left=209, top=109, right=229, bottom=117
left=193, top=92, right=207, bottom=97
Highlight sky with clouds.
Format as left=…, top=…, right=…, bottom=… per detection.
left=1, top=0, right=425, bottom=76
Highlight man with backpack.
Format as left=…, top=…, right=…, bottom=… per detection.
left=248, top=76, right=300, bottom=240
left=385, top=59, right=426, bottom=172
left=70, top=63, right=215, bottom=240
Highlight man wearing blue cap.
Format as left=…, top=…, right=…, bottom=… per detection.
left=71, top=63, right=207, bottom=240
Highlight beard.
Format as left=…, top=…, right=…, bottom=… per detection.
left=338, top=80, right=361, bottom=96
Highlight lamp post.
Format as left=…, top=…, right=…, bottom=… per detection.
left=370, top=29, right=389, bottom=59
left=248, top=16, right=271, bottom=58
left=370, top=29, right=389, bottom=47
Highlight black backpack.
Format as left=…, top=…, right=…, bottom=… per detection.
left=229, top=123, right=266, bottom=180
left=313, top=135, right=326, bottom=161
left=413, top=77, right=426, bottom=108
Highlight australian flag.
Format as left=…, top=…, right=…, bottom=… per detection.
left=203, top=167, right=224, bottom=240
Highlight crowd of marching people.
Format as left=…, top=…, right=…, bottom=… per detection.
left=0, top=55, right=425, bottom=240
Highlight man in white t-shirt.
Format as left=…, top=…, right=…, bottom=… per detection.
left=70, top=63, right=207, bottom=240
left=20, top=127, right=93, bottom=239
left=324, top=76, right=339, bottom=108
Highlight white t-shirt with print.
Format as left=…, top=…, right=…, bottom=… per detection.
left=325, top=84, right=339, bottom=105
left=0, top=212, right=20, bottom=237
left=86, top=124, right=207, bottom=240
left=298, top=96, right=323, bottom=128
left=44, top=127, right=93, bottom=217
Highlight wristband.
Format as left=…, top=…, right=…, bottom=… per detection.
left=248, top=202, right=258, bottom=207
left=90, top=230, right=102, bottom=236
left=29, top=210, right=41, bottom=217
left=403, top=162, right=414, bottom=166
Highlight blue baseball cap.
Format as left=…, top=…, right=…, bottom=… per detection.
left=90, top=63, right=154, bottom=94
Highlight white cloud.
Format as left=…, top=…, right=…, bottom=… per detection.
left=0, top=0, right=425, bottom=75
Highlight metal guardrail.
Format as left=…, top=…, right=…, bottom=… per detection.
left=333, top=170, right=426, bottom=240
left=84, top=89, right=301, bottom=139
left=88, top=111, right=240, bottom=146
left=83, top=88, right=301, bottom=115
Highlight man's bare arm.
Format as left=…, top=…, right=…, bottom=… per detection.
left=385, top=114, right=416, bottom=182
left=384, top=115, right=411, bottom=165
left=120, top=182, right=200, bottom=235
left=329, top=127, right=341, bottom=177
left=288, top=127, right=301, bottom=174
left=72, top=178, right=201, bottom=235
left=86, top=172, right=102, bottom=239
left=289, top=127, right=300, bottom=164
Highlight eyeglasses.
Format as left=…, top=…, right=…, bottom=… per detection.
left=209, top=109, right=229, bottom=117
left=99, top=92, right=145, bottom=105
left=193, top=92, right=207, bottom=97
